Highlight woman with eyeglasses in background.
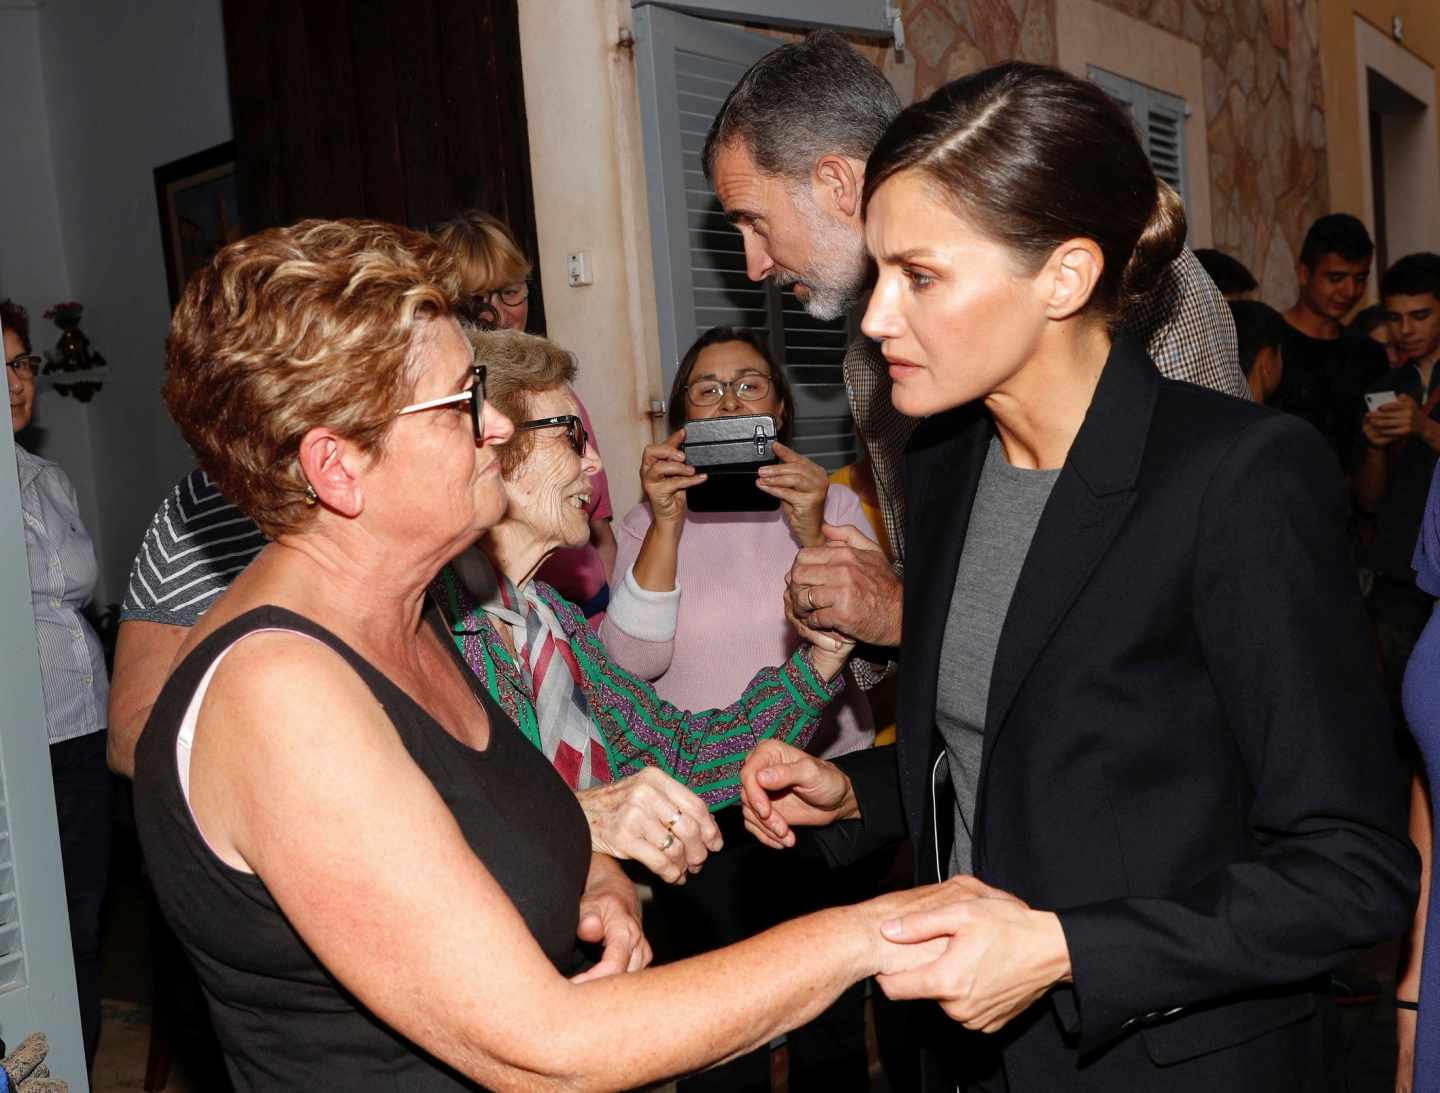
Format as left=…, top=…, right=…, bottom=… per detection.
left=598, top=325, right=879, bottom=1092
left=5, top=298, right=112, bottom=1071
left=434, top=210, right=619, bottom=627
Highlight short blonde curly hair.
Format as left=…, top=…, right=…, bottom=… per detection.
left=164, top=219, right=458, bottom=538
left=467, top=328, right=577, bottom=476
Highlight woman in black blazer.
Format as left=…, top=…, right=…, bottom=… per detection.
left=741, top=63, right=1418, bottom=1091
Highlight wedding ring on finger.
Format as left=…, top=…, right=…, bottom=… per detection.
left=800, top=586, right=816, bottom=613
left=658, top=832, right=677, bottom=852
left=664, top=810, right=682, bottom=832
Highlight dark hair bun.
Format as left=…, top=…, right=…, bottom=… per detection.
left=1121, top=181, right=1187, bottom=307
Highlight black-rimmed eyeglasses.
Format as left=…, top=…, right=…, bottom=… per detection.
left=396, top=364, right=487, bottom=444
left=5, top=353, right=41, bottom=380
left=489, top=281, right=530, bottom=308
left=515, top=414, right=587, bottom=456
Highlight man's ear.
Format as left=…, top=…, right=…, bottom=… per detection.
left=298, top=427, right=365, bottom=518
left=813, top=154, right=865, bottom=221
left=1042, top=239, right=1105, bottom=321
left=1294, top=259, right=1312, bottom=290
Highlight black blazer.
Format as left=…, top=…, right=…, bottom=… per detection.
left=822, top=336, right=1418, bottom=1091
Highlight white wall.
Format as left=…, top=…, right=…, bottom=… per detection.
left=517, top=0, right=663, bottom=518
left=0, top=5, right=103, bottom=578
left=36, top=0, right=232, bottom=603
left=0, top=0, right=231, bottom=605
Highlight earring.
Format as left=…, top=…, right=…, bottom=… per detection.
left=304, top=483, right=318, bottom=506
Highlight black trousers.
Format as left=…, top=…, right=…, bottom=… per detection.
left=50, top=731, right=114, bottom=1070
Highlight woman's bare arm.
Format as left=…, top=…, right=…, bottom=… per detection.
left=191, top=633, right=942, bottom=1092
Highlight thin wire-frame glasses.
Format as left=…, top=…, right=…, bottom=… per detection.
left=515, top=414, right=587, bottom=456
left=396, top=364, right=487, bottom=443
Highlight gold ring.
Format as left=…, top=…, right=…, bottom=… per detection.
left=659, top=832, right=676, bottom=852
left=664, top=810, right=682, bottom=831
left=801, top=586, right=816, bottom=612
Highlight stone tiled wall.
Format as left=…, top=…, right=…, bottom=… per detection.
left=859, top=0, right=1327, bottom=302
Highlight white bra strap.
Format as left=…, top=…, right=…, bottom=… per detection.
left=176, top=627, right=327, bottom=861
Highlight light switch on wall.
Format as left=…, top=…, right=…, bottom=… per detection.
left=567, top=251, right=594, bottom=286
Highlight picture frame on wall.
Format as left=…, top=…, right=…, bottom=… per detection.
left=153, top=140, right=243, bottom=309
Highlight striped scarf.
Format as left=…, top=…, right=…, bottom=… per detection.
left=438, top=556, right=612, bottom=791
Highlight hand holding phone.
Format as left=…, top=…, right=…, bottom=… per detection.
left=681, top=414, right=780, bottom=513
left=1365, top=391, right=1399, bottom=413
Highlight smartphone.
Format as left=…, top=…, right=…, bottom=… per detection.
left=681, top=414, right=780, bottom=512
left=1366, top=391, right=1398, bottom=412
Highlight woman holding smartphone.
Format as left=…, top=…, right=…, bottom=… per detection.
left=600, top=325, right=878, bottom=1092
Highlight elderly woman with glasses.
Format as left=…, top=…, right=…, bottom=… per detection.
left=436, top=328, right=862, bottom=884
left=133, top=219, right=950, bottom=1091
left=434, top=209, right=619, bottom=627
left=5, top=299, right=112, bottom=1070
left=111, top=211, right=615, bottom=775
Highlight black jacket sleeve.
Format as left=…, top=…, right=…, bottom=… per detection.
left=809, top=744, right=907, bottom=869
left=1055, top=413, right=1419, bottom=1052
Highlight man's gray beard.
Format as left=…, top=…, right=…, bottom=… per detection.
left=788, top=192, right=869, bottom=322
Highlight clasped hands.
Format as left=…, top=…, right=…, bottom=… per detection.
left=740, top=740, right=1073, bottom=1033
left=786, top=522, right=903, bottom=650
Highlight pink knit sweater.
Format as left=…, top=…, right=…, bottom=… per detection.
left=600, top=486, right=876, bottom=759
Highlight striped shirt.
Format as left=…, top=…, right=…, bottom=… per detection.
left=17, top=444, right=109, bottom=743
left=121, top=469, right=267, bottom=626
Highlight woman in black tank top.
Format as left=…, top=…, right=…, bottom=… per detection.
left=137, top=220, right=950, bottom=1091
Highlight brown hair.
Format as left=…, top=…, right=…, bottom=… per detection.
left=163, top=219, right=457, bottom=538
left=1, top=299, right=31, bottom=352
left=466, top=328, right=577, bottom=476
left=863, top=62, right=1186, bottom=323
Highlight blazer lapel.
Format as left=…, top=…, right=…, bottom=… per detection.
left=898, top=402, right=991, bottom=838
left=972, top=338, right=1159, bottom=860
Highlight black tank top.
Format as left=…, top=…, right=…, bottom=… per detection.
left=134, top=605, right=591, bottom=1091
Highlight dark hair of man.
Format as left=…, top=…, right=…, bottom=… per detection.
left=1228, top=299, right=1287, bottom=378
left=1380, top=252, right=1440, bottom=301
left=668, top=326, right=795, bottom=444
left=0, top=299, right=31, bottom=352
left=701, top=30, right=901, bottom=183
left=1194, top=248, right=1257, bottom=296
left=1350, top=304, right=1391, bottom=338
left=1298, top=213, right=1374, bottom=269
left=863, top=62, right=1186, bottom=324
